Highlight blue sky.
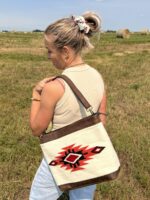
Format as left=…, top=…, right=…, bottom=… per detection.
left=0, top=0, right=149, bottom=31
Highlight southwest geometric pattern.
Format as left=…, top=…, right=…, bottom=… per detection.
left=49, top=144, right=105, bottom=172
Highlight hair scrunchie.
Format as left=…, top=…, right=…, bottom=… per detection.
left=72, top=16, right=90, bottom=34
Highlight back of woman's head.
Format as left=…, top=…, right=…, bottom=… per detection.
left=44, top=11, right=101, bottom=54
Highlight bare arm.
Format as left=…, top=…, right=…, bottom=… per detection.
left=98, top=92, right=107, bottom=125
left=30, top=79, right=64, bottom=136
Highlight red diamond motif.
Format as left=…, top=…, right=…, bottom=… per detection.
left=49, top=144, right=105, bottom=172
left=49, top=161, right=57, bottom=166
left=64, top=153, right=82, bottom=164
left=92, top=146, right=105, bottom=154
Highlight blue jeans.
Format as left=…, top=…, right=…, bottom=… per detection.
left=29, top=158, right=96, bottom=200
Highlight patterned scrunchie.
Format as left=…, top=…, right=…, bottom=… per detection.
left=72, top=16, right=90, bottom=34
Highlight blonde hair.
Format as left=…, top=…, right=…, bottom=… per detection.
left=44, top=12, right=101, bottom=54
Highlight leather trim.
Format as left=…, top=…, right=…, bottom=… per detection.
left=59, top=167, right=120, bottom=191
left=40, top=113, right=100, bottom=144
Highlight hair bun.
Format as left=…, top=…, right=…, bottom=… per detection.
left=82, top=11, right=101, bottom=35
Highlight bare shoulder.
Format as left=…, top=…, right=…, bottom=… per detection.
left=41, top=79, right=65, bottom=101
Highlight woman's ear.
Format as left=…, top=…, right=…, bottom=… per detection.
left=62, top=46, right=70, bottom=62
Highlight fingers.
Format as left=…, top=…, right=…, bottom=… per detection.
left=43, top=76, right=56, bottom=83
left=34, top=76, right=56, bottom=94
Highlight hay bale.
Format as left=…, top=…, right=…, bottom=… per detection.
left=140, top=28, right=149, bottom=35
left=116, top=29, right=130, bottom=39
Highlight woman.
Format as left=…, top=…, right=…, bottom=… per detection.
left=30, top=12, right=106, bottom=200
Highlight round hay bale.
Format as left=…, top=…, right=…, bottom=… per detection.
left=116, top=29, right=130, bottom=39
left=140, top=28, right=149, bottom=35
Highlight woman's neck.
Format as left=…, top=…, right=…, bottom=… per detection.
left=65, top=55, right=84, bottom=69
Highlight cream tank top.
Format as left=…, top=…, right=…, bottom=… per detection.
left=51, top=64, right=104, bottom=131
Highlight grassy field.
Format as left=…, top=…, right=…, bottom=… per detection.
left=0, top=32, right=150, bottom=200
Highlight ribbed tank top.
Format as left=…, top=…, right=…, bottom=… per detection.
left=51, top=64, right=104, bottom=131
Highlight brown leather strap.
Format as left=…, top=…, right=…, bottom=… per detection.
left=53, top=75, right=93, bottom=112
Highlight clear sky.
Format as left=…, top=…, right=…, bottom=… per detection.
left=0, top=0, right=149, bottom=31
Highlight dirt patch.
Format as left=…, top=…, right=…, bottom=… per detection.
left=0, top=47, right=45, bottom=55
left=124, top=50, right=135, bottom=54
left=113, top=52, right=124, bottom=56
left=104, top=43, right=150, bottom=54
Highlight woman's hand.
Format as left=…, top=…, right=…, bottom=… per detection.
left=32, top=77, right=55, bottom=99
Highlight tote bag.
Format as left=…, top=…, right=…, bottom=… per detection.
left=40, top=75, right=120, bottom=191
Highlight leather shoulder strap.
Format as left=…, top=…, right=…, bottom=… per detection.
left=53, top=75, right=93, bottom=113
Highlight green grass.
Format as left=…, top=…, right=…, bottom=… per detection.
left=0, top=32, right=150, bottom=200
